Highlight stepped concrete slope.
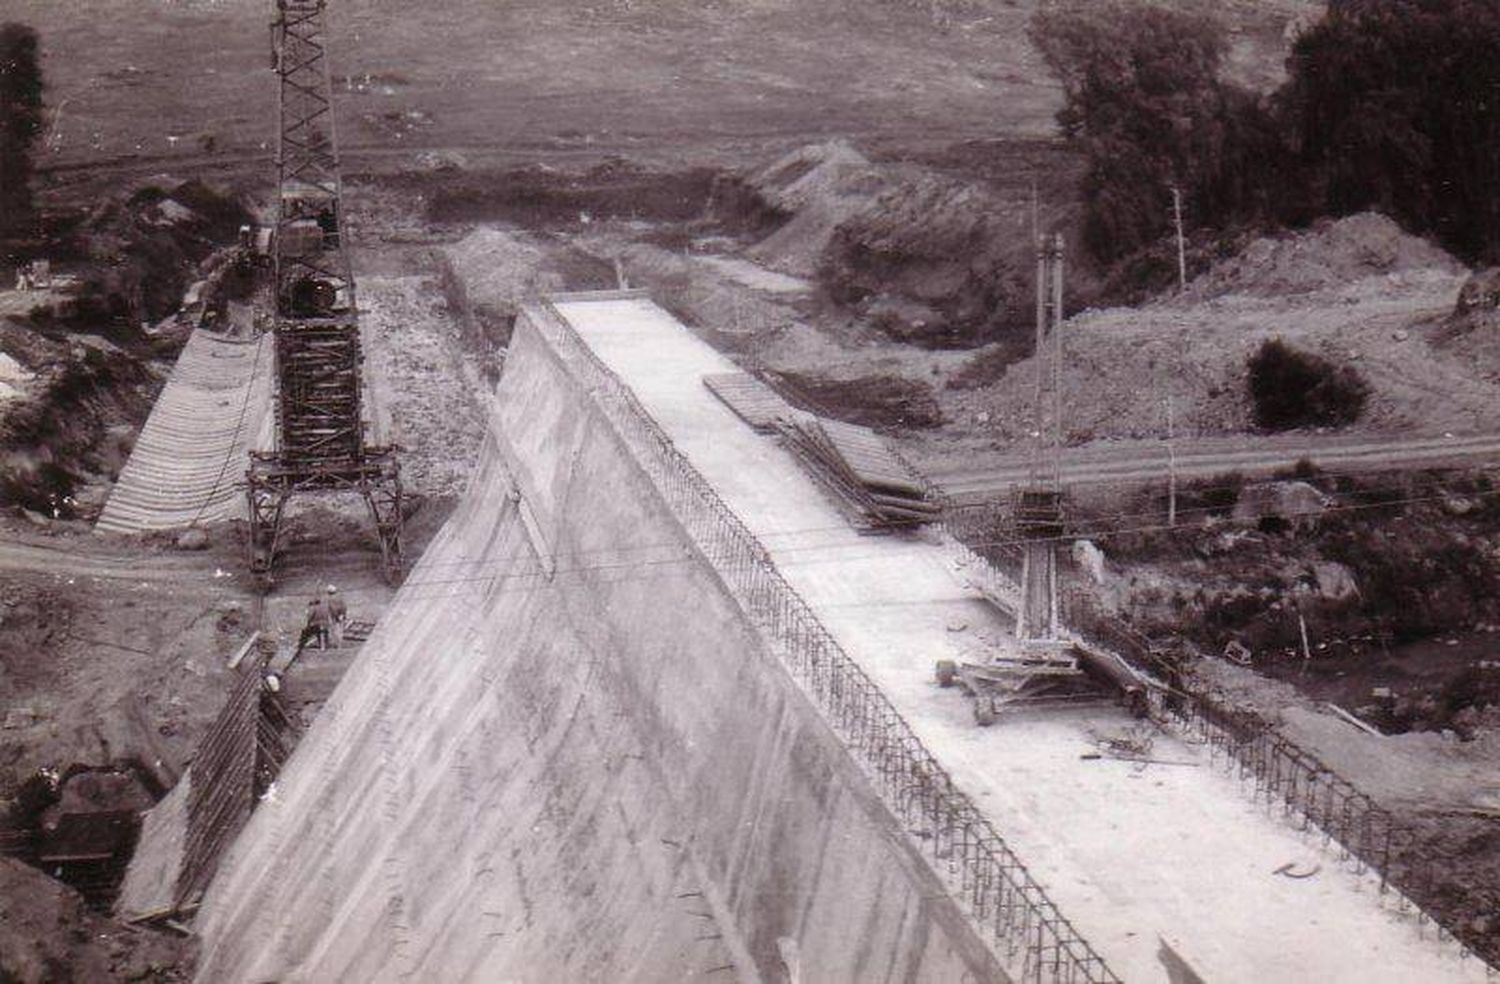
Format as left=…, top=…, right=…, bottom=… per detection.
left=96, top=329, right=273, bottom=533
left=191, top=300, right=1003, bottom=982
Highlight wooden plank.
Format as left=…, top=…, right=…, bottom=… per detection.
left=226, top=631, right=261, bottom=670
left=703, top=372, right=796, bottom=433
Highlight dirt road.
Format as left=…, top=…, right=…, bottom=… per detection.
left=926, top=430, right=1500, bottom=503
left=0, top=535, right=225, bottom=582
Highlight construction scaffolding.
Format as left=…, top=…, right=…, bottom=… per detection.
left=246, top=0, right=403, bottom=587
left=930, top=236, right=1132, bottom=723
left=1016, top=233, right=1067, bottom=643
left=176, top=648, right=298, bottom=910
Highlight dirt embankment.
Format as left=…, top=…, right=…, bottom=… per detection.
left=714, top=140, right=1080, bottom=349
left=0, top=856, right=192, bottom=982
left=0, top=559, right=243, bottom=792
left=939, top=213, right=1491, bottom=445
left=0, top=329, right=156, bottom=517
left=0, top=180, right=253, bottom=517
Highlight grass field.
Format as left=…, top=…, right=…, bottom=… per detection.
left=13, top=0, right=1315, bottom=179
left=15, top=0, right=1052, bottom=171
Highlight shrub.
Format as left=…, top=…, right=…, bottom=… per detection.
left=1179, top=470, right=1244, bottom=517
left=1247, top=338, right=1369, bottom=430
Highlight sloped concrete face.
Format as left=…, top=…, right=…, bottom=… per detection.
left=192, top=314, right=1003, bottom=982
left=96, top=329, right=273, bottom=533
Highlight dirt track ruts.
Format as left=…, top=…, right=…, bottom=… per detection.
left=929, top=430, right=1500, bottom=502
left=0, top=537, right=225, bottom=582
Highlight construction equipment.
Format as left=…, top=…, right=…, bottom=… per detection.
left=245, top=0, right=403, bottom=588
left=938, top=236, right=1147, bottom=723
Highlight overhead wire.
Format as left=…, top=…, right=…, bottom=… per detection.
left=300, top=467, right=1500, bottom=612
left=399, top=459, right=1500, bottom=577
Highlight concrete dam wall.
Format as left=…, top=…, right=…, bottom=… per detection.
left=191, top=306, right=1003, bottom=981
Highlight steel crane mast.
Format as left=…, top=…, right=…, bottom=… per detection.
left=245, top=0, right=403, bottom=587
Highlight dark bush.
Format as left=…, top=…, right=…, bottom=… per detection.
left=1178, top=470, right=1245, bottom=517
left=1031, top=2, right=1292, bottom=265
left=1247, top=338, right=1369, bottom=431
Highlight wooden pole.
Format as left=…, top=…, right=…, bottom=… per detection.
left=1031, top=236, right=1047, bottom=482
left=1051, top=234, right=1065, bottom=487
left=1172, top=186, right=1187, bottom=291
left=1166, top=394, right=1177, bottom=525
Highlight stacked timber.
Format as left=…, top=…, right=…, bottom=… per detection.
left=775, top=414, right=938, bottom=530
left=702, top=371, right=796, bottom=433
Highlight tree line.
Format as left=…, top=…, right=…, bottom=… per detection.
left=1033, top=0, right=1500, bottom=270
left=0, top=22, right=42, bottom=253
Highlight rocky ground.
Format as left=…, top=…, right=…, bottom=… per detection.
left=0, top=856, right=193, bottom=983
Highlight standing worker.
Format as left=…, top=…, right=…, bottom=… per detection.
left=325, top=584, right=347, bottom=648
left=297, top=596, right=330, bottom=654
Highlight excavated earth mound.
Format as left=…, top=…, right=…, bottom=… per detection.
left=724, top=141, right=1037, bottom=347
left=442, top=228, right=567, bottom=315
left=940, top=212, right=1495, bottom=444
left=0, top=857, right=192, bottom=983
left=1186, top=213, right=1465, bottom=300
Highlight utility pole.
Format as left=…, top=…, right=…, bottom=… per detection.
left=1166, top=394, right=1177, bottom=526
left=1298, top=610, right=1313, bottom=676
left=1017, top=234, right=1067, bottom=643
left=1171, top=186, right=1187, bottom=292
left=1050, top=233, right=1065, bottom=486
left=1032, top=233, right=1048, bottom=478
left=1031, top=177, right=1040, bottom=245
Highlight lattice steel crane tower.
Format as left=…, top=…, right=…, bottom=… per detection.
left=245, top=0, right=403, bottom=587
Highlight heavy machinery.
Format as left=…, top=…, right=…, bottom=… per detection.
left=245, top=0, right=403, bottom=588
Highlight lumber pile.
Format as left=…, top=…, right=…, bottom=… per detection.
left=703, top=372, right=796, bottom=432
left=774, top=414, right=938, bottom=530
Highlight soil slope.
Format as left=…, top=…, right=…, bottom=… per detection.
left=939, top=214, right=1490, bottom=447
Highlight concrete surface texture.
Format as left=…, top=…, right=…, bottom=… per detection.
left=95, top=329, right=273, bottom=533
left=555, top=294, right=1490, bottom=983
left=190, top=310, right=1002, bottom=982
left=115, top=771, right=190, bottom=921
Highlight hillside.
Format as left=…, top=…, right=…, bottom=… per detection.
left=938, top=214, right=1489, bottom=447
left=15, top=0, right=1321, bottom=179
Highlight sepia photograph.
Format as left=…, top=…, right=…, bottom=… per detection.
left=0, top=1, right=1497, bottom=980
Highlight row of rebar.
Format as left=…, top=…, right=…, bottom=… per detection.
left=532, top=307, right=1120, bottom=984
left=944, top=501, right=1499, bottom=975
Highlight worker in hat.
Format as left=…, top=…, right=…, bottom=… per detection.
left=297, top=596, right=329, bottom=654
left=325, top=584, right=347, bottom=648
